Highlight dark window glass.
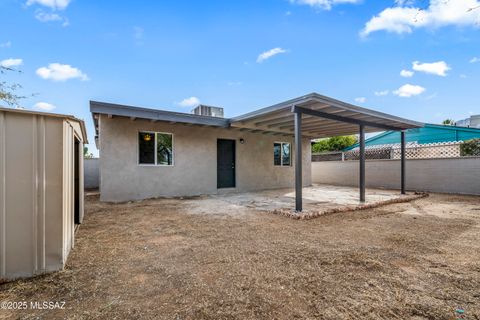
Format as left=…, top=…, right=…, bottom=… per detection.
left=157, top=133, right=173, bottom=165
left=282, top=143, right=291, bottom=166
left=274, top=143, right=281, bottom=166
left=139, top=132, right=155, bottom=164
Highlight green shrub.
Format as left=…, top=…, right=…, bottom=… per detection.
left=460, top=138, right=480, bottom=156
left=312, top=135, right=358, bottom=153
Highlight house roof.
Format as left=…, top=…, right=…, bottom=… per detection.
left=90, top=100, right=230, bottom=143
left=0, top=106, right=88, bottom=143
left=91, top=93, right=423, bottom=145
left=344, top=123, right=480, bottom=150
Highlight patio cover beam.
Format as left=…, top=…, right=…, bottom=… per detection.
left=291, top=106, right=402, bottom=131
left=294, top=111, right=303, bottom=212
left=359, top=125, right=366, bottom=202
left=401, top=131, right=406, bottom=194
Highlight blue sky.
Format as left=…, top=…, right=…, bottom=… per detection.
left=1, top=0, right=480, bottom=155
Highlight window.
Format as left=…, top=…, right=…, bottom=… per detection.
left=138, top=131, right=173, bottom=165
left=139, top=132, right=155, bottom=164
left=274, top=142, right=291, bottom=166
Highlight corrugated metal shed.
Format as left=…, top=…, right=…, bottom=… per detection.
left=0, top=107, right=87, bottom=281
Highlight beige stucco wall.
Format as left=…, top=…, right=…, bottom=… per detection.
left=0, top=109, right=85, bottom=281
left=312, top=158, right=480, bottom=195
left=99, top=115, right=312, bottom=202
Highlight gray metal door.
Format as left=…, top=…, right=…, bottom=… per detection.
left=217, top=139, right=236, bottom=188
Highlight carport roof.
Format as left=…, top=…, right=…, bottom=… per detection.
left=91, top=92, right=423, bottom=141
left=229, top=93, right=423, bottom=138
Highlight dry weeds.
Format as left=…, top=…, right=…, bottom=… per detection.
left=1, top=193, right=479, bottom=319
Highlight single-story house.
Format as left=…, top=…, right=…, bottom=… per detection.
left=91, top=93, right=422, bottom=210
left=345, top=123, right=480, bottom=150
left=0, top=107, right=87, bottom=281
left=456, top=114, right=480, bottom=128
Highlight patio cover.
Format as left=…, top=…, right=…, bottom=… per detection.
left=230, top=93, right=422, bottom=138
left=231, top=93, right=423, bottom=212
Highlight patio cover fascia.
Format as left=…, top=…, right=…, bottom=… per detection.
left=229, top=93, right=423, bottom=138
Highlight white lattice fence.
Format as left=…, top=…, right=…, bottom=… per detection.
left=392, top=143, right=461, bottom=159
left=312, top=142, right=464, bottom=162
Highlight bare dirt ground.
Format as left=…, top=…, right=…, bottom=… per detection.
left=1, top=193, right=480, bottom=319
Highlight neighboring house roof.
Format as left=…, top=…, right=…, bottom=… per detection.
left=344, top=123, right=480, bottom=150
left=91, top=93, right=423, bottom=147
left=0, top=106, right=88, bottom=143
left=455, top=114, right=480, bottom=128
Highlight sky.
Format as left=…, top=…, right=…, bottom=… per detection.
left=1, top=0, right=480, bottom=155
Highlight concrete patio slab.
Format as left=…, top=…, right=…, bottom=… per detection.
left=179, top=184, right=423, bottom=217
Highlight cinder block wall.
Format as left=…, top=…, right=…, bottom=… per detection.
left=99, top=115, right=312, bottom=202
left=312, top=158, right=480, bottom=195
left=84, top=158, right=100, bottom=189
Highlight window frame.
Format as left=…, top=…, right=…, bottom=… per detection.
left=137, top=130, right=174, bottom=166
left=273, top=141, right=292, bottom=167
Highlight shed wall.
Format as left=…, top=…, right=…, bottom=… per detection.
left=99, top=115, right=312, bottom=202
left=0, top=110, right=85, bottom=281
left=0, top=112, right=64, bottom=279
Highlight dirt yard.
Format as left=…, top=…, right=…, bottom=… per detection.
left=1, top=192, right=480, bottom=319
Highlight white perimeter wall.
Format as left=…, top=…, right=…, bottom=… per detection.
left=312, top=158, right=480, bottom=195
left=84, top=158, right=100, bottom=189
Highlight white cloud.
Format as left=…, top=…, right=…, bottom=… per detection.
left=423, top=92, right=438, bottom=100
left=400, top=69, right=414, bottom=77
left=412, top=60, right=450, bottom=76
left=36, top=63, right=89, bottom=81
left=470, top=57, right=480, bottom=63
left=35, top=11, right=62, bottom=21
left=395, top=0, right=415, bottom=5
left=178, top=96, right=200, bottom=108
left=257, top=47, right=287, bottom=63
left=26, top=0, right=71, bottom=10
left=374, top=90, right=389, bottom=96
left=0, top=41, right=11, bottom=48
left=393, top=84, right=426, bottom=97
left=361, top=0, right=480, bottom=37
left=289, top=0, right=361, bottom=10
left=354, top=97, right=366, bottom=103
left=34, top=10, right=68, bottom=25
left=0, top=58, right=23, bottom=68
left=33, top=102, right=56, bottom=111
